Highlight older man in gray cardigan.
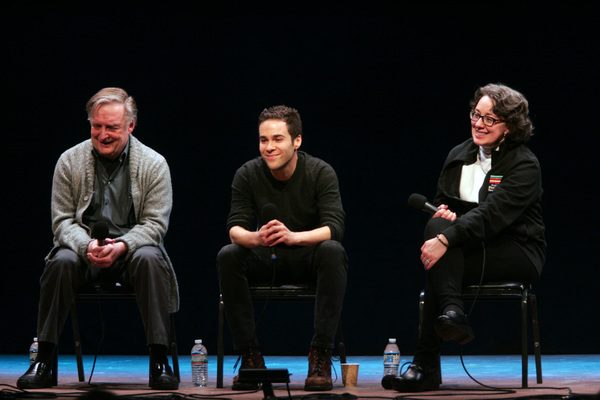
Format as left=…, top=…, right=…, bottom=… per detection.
left=17, top=88, right=179, bottom=390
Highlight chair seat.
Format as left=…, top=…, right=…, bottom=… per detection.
left=74, top=283, right=137, bottom=301
left=462, top=282, right=528, bottom=297
left=249, top=284, right=317, bottom=299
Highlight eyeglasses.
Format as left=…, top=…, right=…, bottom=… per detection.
left=470, top=111, right=504, bottom=127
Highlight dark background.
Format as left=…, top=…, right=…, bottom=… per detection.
left=3, top=3, right=599, bottom=359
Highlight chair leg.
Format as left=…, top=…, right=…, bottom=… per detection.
left=521, top=289, right=529, bottom=388
left=336, top=319, right=346, bottom=364
left=530, top=293, right=543, bottom=384
left=217, top=294, right=225, bottom=388
left=71, top=301, right=85, bottom=382
left=418, top=290, right=425, bottom=339
left=169, top=313, right=180, bottom=382
left=149, top=352, right=154, bottom=382
left=51, top=348, right=58, bottom=386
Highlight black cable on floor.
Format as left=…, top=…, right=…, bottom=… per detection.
left=0, top=385, right=59, bottom=399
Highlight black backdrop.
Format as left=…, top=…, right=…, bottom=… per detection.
left=3, top=4, right=599, bottom=358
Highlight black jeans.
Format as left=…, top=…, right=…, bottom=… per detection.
left=413, top=217, right=539, bottom=370
left=37, top=246, right=172, bottom=347
left=217, top=240, right=348, bottom=350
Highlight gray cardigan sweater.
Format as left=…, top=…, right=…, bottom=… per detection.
left=47, top=135, right=179, bottom=312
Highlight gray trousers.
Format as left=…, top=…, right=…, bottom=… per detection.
left=37, top=246, right=172, bottom=346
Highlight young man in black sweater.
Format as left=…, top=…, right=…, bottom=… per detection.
left=217, top=105, right=347, bottom=391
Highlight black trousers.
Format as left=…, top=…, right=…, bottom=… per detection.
left=37, top=246, right=172, bottom=347
left=413, top=217, right=539, bottom=369
left=217, top=240, right=348, bottom=350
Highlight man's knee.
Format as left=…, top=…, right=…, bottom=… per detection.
left=43, top=248, right=80, bottom=276
left=129, top=246, right=167, bottom=275
left=40, top=248, right=81, bottom=289
left=132, top=246, right=161, bottom=259
left=315, top=240, right=348, bottom=270
left=216, top=243, right=248, bottom=274
left=317, top=240, right=346, bottom=256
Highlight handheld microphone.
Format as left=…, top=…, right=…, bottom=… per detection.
left=261, top=203, right=279, bottom=260
left=408, top=193, right=439, bottom=214
left=92, top=221, right=109, bottom=246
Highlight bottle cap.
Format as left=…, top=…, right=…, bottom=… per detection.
left=33, top=337, right=38, bottom=342
left=389, top=338, right=396, bottom=343
left=195, top=339, right=202, bottom=344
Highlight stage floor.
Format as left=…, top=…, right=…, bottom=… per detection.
left=1, top=354, right=599, bottom=399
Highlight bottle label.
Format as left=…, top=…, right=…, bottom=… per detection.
left=191, top=355, right=208, bottom=363
left=383, top=353, right=400, bottom=364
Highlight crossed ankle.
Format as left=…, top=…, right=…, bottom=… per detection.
left=442, top=304, right=464, bottom=315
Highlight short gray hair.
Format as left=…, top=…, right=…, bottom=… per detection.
left=86, top=87, right=137, bottom=125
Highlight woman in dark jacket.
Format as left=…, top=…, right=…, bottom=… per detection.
left=391, top=83, right=545, bottom=392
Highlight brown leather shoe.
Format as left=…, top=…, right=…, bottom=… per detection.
left=304, top=346, right=333, bottom=391
left=232, top=347, right=266, bottom=390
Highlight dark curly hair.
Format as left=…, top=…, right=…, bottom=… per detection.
left=470, top=83, right=534, bottom=144
left=258, top=105, right=302, bottom=140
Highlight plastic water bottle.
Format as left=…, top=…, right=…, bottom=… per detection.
left=191, top=339, right=208, bottom=386
left=29, top=337, right=38, bottom=365
left=383, top=338, right=400, bottom=376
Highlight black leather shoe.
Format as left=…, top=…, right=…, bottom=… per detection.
left=150, top=362, right=179, bottom=390
left=17, top=362, right=53, bottom=389
left=435, top=310, right=474, bottom=344
left=381, top=374, right=396, bottom=389
left=391, top=364, right=441, bottom=392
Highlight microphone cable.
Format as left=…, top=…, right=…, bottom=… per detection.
left=466, top=241, right=487, bottom=318
left=86, top=300, right=107, bottom=386
left=457, top=241, right=489, bottom=388
left=253, top=252, right=278, bottom=332
left=253, top=203, right=280, bottom=333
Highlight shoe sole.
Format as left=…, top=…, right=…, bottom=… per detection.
left=16, top=376, right=52, bottom=390
left=17, top=382, right=52, bottom=390
left=435, top=320, right=474, bottom=344
left=391, top=372, right=441, bottom=392
left=391, top=378, right=440, bottom=392
left=304, top=384, right=333, bottom=391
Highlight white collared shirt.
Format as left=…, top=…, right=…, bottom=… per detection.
left=459, top=146, right=491, bottom=203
